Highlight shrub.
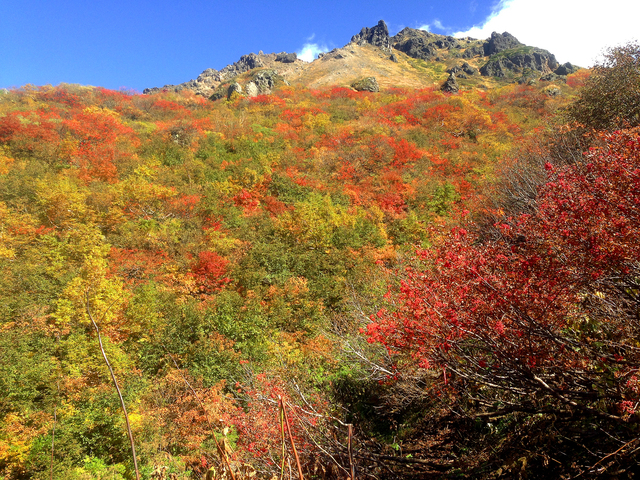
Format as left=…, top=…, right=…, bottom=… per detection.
left=567, top=41, right=640, bottom=130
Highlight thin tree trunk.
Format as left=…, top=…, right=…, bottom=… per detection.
left=86, top=297, right=140, bottom=480
left=50, top=405, right=56, bottom=480
left=280, top=397, right=304, bottom=480
left=50, top=364, right=60, bottom=480
left=348, top=424, right=356, bottom=480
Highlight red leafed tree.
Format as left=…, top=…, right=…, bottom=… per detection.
left=63, top=109, right=139, bottom=182
left=190, top=251, right=230, bottom=293
left=367, top=128, right=640, bottom=425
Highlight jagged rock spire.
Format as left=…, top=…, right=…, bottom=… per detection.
left=350, top=20, right=392, bottom=52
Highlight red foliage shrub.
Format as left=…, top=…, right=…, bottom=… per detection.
left=232, top=188, right=260, bottom=215
left=167, top=194, right=201, bottom=218
left=367, top=127, right=640, bottom=418
left=566, top=69, right=591, bottom=89
left=64, top=109, right=139, bottom=182
left=0, top=110, right=63, bottom=157
left=108, top=248, right=171, bottom=285
left=250, top=94, right=286, bottom=107
left=190, top=251, right=230, bottom=293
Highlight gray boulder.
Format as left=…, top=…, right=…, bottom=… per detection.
left=441, top=74, right=459, bottom=93
left=276, top=52, right=297, bottom=63
left=214, top=53, right=266, bottom=82
left=480, top=59, right=506, bottom=77
left=554, top=62, right=579, bottom=76
left=542, top=85, right=562, bottom=96
left=351, top=77, right=379, bottom=92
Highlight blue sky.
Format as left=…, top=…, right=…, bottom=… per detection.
left=2, top=0, right=639, bottom=92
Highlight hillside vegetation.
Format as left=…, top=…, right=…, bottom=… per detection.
left=0, top=42, right=638, bottom=479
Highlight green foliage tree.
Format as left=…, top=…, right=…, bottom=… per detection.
left=567, top=41, right=640, bottom=130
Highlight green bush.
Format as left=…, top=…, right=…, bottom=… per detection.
left=567, top=41, right=640, bottom=130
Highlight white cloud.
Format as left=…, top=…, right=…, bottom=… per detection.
left=454, top=0, right=640, bottom=67
left=418, top=19, right=446, bottom=32
left=432, top=19, right=445, bottom=31
left=297, top=42, right=329, bottom=62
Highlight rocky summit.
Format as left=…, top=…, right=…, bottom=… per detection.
left=144, top=20, right=581, bottom=98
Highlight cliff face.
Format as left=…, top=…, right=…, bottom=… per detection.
left=144, top=20, right=580, bottom=98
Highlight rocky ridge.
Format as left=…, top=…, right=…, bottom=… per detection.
left=143, top=51, right=303, bottom=97
left=144, top=20, right=581, bottom=98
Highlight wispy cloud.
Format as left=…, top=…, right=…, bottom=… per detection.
left=297, top=42, right=329, bottom=62
left=418, top=19, right=446, bottom=32
left=454, top=0, right=640, bottom=67
left=432, top=19, right=445, bottom=30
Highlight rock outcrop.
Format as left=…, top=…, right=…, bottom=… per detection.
left=441, top=74, right=459, bottom=93
left=480, top=46, right=559, bottom=77
left=483, top=32, right=522, bottom=55
left=218, top=70, right=288, bottom=100
left=144, top=51, right=301, bottom=97
left=246, top=70, right=283, bottom=96
left=227, top=82, right=243, bottom=99
left=276, top=52, right=297, bottom=63
left=390, top=28, right=471, bottom=63
left=351, top=77, right=379, bottom=92
left=386, top=27, right=563, bottom=83
left=448, top=62, right=478, bottom=77
left=392, top=28, right=438, bottom=60
left=462, top=44, right=484, bottom=59
left=554, top=62, right=579, bottom=76
left=542, top=84, right=562, bottom=96
left=477, top=32, right=560, bottom=79
left=350, top=20, right=392, bottom=52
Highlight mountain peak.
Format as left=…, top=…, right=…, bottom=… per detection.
left=484, top=31, right=523, bottom=55
left=350, top=19, right=392, bottom=52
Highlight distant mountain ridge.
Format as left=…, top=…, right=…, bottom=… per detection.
left=144, top=20, right=580, bottom=98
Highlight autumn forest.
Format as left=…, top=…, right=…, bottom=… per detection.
left=0, top=42, right=639, bottom=479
